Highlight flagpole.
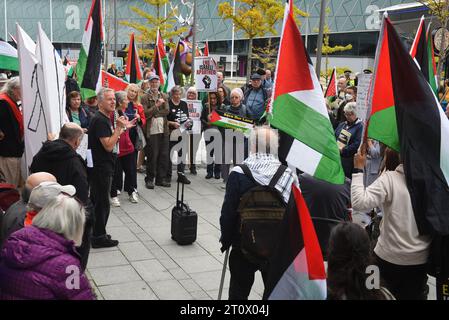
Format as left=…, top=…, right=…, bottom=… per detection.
left=304, top=0, right=309, bottom=49
left=315, top=0, right=327, bottom=79
left=4, top=0, right=7, bottom=41
left=114, top=0, right=117, bottom=58
left=230, top=0, right=236, bottom=79
left=191, top=0, right=197, bottom=85
left=49, top=0, right=53, bottom=42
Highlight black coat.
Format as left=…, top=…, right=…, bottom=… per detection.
left=0, top=99, right=24, bottom=157
left=30, top=139, right=88, bottom=205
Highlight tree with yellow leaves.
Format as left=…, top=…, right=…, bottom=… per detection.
left=218, top=0, right=307, bottom=80
left=120, top=0, right=189, bottom=60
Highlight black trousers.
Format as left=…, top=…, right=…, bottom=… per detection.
left=375, top=254, right=428, bottom=300
left=145, top=133, right=169, bottom=182
left=90, top=168, right=113, bottom=239
left=168, top=136, right=186, bottom=179
left=228, top=247, right=268, bottom=300
left=221, top=136, right=249, bottom=183
left=205, top=135, right=221, bottom=176
left=189, top=134, right=200, bottom=171
left=111, top=152, right=137, bottom=197
left=76, top=203, right=93, bottom=271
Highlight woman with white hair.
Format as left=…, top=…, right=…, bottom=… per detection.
left=0, top=76, right=24, bottom=187
left=335, top=102, right=363, bottom=178
left=0, top=194, right=95, bottom=300
left=184, top=86, right=199, bottom=175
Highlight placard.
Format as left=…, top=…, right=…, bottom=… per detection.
left=194, top=57, right=218, bottom=92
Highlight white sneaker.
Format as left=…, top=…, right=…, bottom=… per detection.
left=117, top=190, right=121, bottom=195
left=129, top=191, right=139, bottom=203
left=220, top=183, right=227, bottom=190
left=110, top=197, right=121, bottom=207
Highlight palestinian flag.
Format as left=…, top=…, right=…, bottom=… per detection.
left=101, top=70, right=128, bottom=92
left=166, top=39, right=183, bottom=93
left=63, top=55, right=74, bottom=78
left=0, top=40, right=18, bottom=71
left=374, top=16, right=449, bottom=235
left=324, top=67, right=337, bottom=98
left=367, top=15, right=399, bottom=152
left=204, top=41, right=209, bottom=56
left=125, top=33, right=143, bottom=83
left=410, top=16, right=438, bottom=96
left=76, top=0, right=104, bottom=100
left=263, top=184, right=327, bottom=300
left=209, top=110, right=254, bottom=133
left=268, top=1, right=344, bottom=185
left=153, top=30, right=169, bottom=92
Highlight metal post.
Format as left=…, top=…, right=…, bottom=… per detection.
left=114, top=0, right=117, bottom=57
left=103, top=0, right=108, bottom=70
left=230, top=0, right=236, bottom=79
left=304, top=0, right=309, bottom=49
left=315, top=0, right=327, bottom=79
left=4, top=0, right=7, bottom=41
left=191, top=0, right=197, bottom=85
left=50, top=0, right=53, bottom=42
left=218, top=249, right=230, bottom=300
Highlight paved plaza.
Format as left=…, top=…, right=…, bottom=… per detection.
left=85, top=162, right=437, bottom=300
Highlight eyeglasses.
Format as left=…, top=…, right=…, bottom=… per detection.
left=230, top=96, right=240, bottom=99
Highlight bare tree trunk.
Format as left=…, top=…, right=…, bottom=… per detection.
left=246, top=37, right=253, bottom=82
left=436, top=17, right=449, bottom=88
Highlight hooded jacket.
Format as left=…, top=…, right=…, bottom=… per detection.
left=0, top=226, right=94, bottom=300
left=30, top=139, right=88, bottom=204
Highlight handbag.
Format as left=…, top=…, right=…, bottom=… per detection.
left=135, top=124, right=147, bottom=151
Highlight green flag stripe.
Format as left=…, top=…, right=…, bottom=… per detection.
left=271, top=94, right=342, bottom=164
left=315, top=153, right=345, bottom=184
left=76, top=47, right=97, bottom=100
left=427, top=41, right=438, bottom=96
left=0, top=55, right=19, bottom=71
left=368, top=106, right=400, bottom=152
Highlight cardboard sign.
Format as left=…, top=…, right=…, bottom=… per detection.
left=185, top=100, right=203, bottom=134
left=356, top=73, right=373, bottom=123
left=209, top=110, right=254, bottom=134
left=194, top=57, right=218, bottom=92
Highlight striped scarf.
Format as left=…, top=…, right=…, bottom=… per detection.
left=232, top=153, right=298, bottom=203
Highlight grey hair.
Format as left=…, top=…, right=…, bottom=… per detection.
left=1, top=76, right=20, bottom=96
left=59, top=123, right=84, bottom=143
left=230, top=88, right=244, bottom=100
left=32, top=194, right=85, bottom=246
left=170, top=85, right=183, bottom=97
left=115, top=90, right=127, bottom=107
left=249, top=126, right=280, bottom=156
left=344, top=102, right=357, bottom=115
left=97, top=87, right=114, bottom=103
left=186, top=86, right=198, bottom=98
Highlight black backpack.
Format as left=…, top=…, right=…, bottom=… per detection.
left=237, top=164, right=287, bottom=269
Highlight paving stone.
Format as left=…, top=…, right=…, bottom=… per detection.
left=169, top=268, right=191, bottom=281
left=179, top=279, right=202, bottom=292
left=158, top=258, right=180, bottom=270
left=161, top=243, right=209, bottom=259
left=149, top=279, right=193, bottom=300
left=98, top=281, right=158, bottom=300
left=87, top=251, right=128, bottom=269
left=132, top=260, right=174, bottom=283
left=108, top=226, right=139, bottom=243
left=118, top=242, right=154, bottom=261
left=173, top=255, right=223, bottom=274
left=190, top=270, right=230, bottom=292
left=89, top=265, right=141, bottom=286
left=191, top=290, right=212, bottom=300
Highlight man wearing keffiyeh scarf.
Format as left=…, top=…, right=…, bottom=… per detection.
left=219, top=126, right=298, bottom=300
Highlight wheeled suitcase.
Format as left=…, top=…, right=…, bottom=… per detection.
left=171, top=172, right=197, bottom=245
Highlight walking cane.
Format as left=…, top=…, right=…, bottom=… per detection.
left=217, top=248, right=230, bottom=300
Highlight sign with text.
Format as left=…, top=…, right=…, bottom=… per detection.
left=185, top=100, right=203, bottom=134
left=356, top=73, right=373, bottom=123
left=194, top=57, right=218, bottom=92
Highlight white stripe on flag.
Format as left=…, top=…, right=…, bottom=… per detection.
left=286, top=139, right=322, bottom=176
left=435, top=93, right=449, bottom=185
left=0, top=41, right=17, bottom=57
left=82, top=18, right=93, bottom=54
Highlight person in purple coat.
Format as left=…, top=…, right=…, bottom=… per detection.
left=0, top=194, right=95, bottom=300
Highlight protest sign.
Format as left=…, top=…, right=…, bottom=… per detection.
left=356, top=73, right=373, bottom=122
left=209, top=110, right=254, bottom=134
left=185, top=100, right=203, bottom=134
left=194, top=57, right=217, bottom=92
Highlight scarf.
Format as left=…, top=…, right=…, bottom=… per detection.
left=24, top=210, right=38, bottom=227
left=0, top=93, right=23, bottom=139
left=231, top=153, right=298, bottom=203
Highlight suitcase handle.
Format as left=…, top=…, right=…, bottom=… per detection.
left=176, top=172, right=186, bottom=209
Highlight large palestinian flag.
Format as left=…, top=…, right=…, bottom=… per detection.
left=370, top=16, right=449, bottom=235
left=0, top=40, right=18, bottom=71
left=263, top=184, right=326, bottom=300
left=76, top=0, right=104, bottom=100
left=324, top=67, right=337, bottom=98
left=153, top=30, right=169, bottom=92
left=125, top=33, right=143, bottom=83
left=268, top=2, right=344, bottom=185
left=101, top=70, right=128, bottom=92
left=410, top=16, right=438, bottom=96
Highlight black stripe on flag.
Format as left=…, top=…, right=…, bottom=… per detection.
left=129, top=36, right=137, bottom=83
left=81, top=0, right=102, bottom=91
left=387, top=19, right=449, bottom=235
left=414, top=20, right=430, bottom=83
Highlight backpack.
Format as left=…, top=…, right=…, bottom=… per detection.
left=0, top=183, right=20, bottom=212
left=237, top=164, right=287, bottom=269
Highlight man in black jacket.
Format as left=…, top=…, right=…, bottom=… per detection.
left=30, top=122, right=92, bottom=270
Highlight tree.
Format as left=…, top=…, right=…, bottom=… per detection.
left=314, top=8, right=352, bottom=83
left=120, top=0, right=189, bottom=60
left=218, top=0, right=307, bottom=80
left=251, top=38, right=278, bottom=71
left=418, top=0, right=449, bottom=86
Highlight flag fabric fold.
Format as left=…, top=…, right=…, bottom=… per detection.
left=0, top=40, right=19, bottom=71
left=264, top=184, right=327, bottom=300
left=268, top=2, right=344, bottom=185
left=153, top=30, right=169, bottom=92
left=166, top=40, right=183, bottom=93
left=125, top=33, right=143, bottom=84
left=203, top=41, right=209, bottom=56
left=76, top=0, right=104, bottom=100
left=324, top=67, right=337, bottom=98
left=369, top=16, right=449, bottom=235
